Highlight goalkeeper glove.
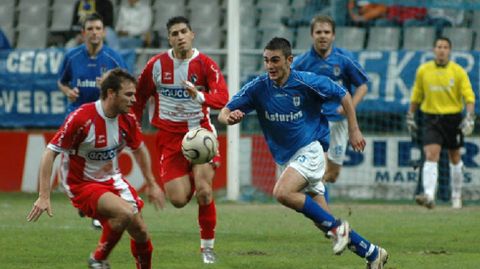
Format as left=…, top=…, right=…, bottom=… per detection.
left=460, top=112, right=475, bottom=136
left=406, top=112, right=417, bottom=134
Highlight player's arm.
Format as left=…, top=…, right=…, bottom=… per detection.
left=131, top=144, right=165, bottom=210
left=132, top=60, right=155, bottom=123
left=26, top=148, right=59, bottom=222
left=185, top=58, right=229, bottom=109
left=340, top=92, right=366, bottom=152
left=58, top=80, right=79, bottom=102
left=218, top=107, right=245, bottom=125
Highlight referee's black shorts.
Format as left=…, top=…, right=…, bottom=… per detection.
left=422, top=113, right=463, bottom=149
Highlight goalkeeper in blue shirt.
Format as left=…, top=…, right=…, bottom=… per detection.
left=292, top=15, right=369, bottom=198
left=218, top=37, right=388, bottom=269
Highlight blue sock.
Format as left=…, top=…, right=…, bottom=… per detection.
left=300, top=195, right=338, bottom=230
left=324, top=183, right=330, bottom=204
left=348, top=229, right=378, bottom=262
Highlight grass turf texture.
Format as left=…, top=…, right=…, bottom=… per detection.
left=1, top=192, right=479, bottom=269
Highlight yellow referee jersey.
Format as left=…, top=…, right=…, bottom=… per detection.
left=410, top=60, right=475, bottom=114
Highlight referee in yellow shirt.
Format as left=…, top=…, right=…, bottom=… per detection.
left=406, top=36, right=475, bottom=209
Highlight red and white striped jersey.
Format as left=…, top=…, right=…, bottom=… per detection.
left=48, top=100, right=143, bottom=185
left=133, top=48, right=229, bottom=134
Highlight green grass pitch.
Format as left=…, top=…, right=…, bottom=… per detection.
left=1, top=192, right=479, bottom=268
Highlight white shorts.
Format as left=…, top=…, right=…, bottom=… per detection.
left=280, top=141, right=326, bottom=196
left=327, top=119, right=348, bottom=165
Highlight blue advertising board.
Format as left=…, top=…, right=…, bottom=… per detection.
left=0, top=48, right=135, bottom=127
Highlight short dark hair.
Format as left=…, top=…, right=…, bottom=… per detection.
left=264, top=37, right=292, bottom=58
left=166, top=16, right=192, bottom=33
left=82, top=13, right=104, bottom=29
left=310, top=15, right=336, bottom=34
left=100, top=68, right=136, bottom=99
left=434, top=36, right=452, bottom=48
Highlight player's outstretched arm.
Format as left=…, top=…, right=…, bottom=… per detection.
left=340, top=92, right=366, bottom=152
left=132, top=144, right=165, bottom=210
left=27, top=149, right=58, bottom=222
left=218, top=108, right=245, bottom=125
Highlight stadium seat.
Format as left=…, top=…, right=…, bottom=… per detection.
left=335, top=27, right=366, bottom=51
left=189, top=3, right=222, bottom=28
left=294, top=26, right=311, bottom=50
left=441, top=27, right=473, bottom=51
left=240, top=4, right=258, bottom=27
left=17, top=4, right=49, bottom=29
left=403, top=27, right=435, bottom=51
left=260, top=26, right=294, bottom=49
left=16, top=26, right=48, bottom=48
left=0, top=1, right=15, bottom=28
left=50, top=3, right=75, bottom=32
left=18, top=0, right=49, bottom=8
left=257, top=4, right=292, bottom=28
left=366, top=27, right=400, bottom=51
left=256, top=0, right=290, bottom=7
left=474, top=31, right=480, bottom=51
left=194, top=26, right=224, bottom=49
left=240, top=26, right=258, bottom=49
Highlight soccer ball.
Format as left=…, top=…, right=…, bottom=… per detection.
left=181, top=128, right=218, bottom=164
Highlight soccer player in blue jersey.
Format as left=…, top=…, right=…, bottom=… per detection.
left=218, top=37, right=388, bottom=268
left=57, top=13, right=127, bottom=229
left=58, top=13, right=127, bottom=114
left=292, top=15, right=369, bottom=192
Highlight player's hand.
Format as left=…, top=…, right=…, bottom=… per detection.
left=66, top=87, right=80, bottom=102
left=406, top=112, right=417, bottom=134
left=227, top=110, right=245, bottom=125
left=27, top=197, right=53, bottom=222
left=460, top=112, right=475, bottom=136
left=349, top=128, right=366, bottom=152
left=183, top=80, right=198, bottom=99
left=336, top=106, right=345, bottom=115
left=146, top=182, right=165, bottom=210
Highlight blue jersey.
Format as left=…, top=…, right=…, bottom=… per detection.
left=292, top=46, right=368, bottom=121
left=58, top=44, right=127, bottom=113
left=227, top=70, right=346, bottom=164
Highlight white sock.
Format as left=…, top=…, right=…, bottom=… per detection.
left=423, top=161, right=438, bottom=200
left=201, top=239, right=215, bottom=249
left=450, top=161, right=463, bottom=200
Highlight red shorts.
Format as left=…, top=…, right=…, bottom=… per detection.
left=66, top=176, right=144, bottom=220
left=155, top=130, right=221, bottom=184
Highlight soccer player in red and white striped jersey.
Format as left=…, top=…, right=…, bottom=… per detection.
left=28, top=69, right=165, bottom=269
left=132, top=16, right=228, bottom=264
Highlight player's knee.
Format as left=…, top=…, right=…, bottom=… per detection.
left=169, top=195, right=189, bottom=208
left=195, top=187, right=213, bottom=205
left=110, top=207, right=135, bottom=230
left=272, top=188, right=291, bottom=206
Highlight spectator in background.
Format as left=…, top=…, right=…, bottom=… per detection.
left=115, top=0, right=153, bottom=49
left=426, top=8, right=465, bottom=35
left=375, top=5, right=427, bottom=27
left=347, top=0, right=387, bottom=27
left=0, top=28, right=11, bottom=49
left=67, top=0, right=115, bottom=48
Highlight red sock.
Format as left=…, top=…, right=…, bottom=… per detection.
left=93, top=220, right=123, bottom=261
left=198, top=200, right=216, bottom=240
left=130, top=239, right=153, bottom=269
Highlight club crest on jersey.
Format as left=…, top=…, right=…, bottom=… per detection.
left=190, top=74, right=198, bottom=84
left=293, top=95, right=301, bottom=107
left=333, top=65, right=341, bottom=76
